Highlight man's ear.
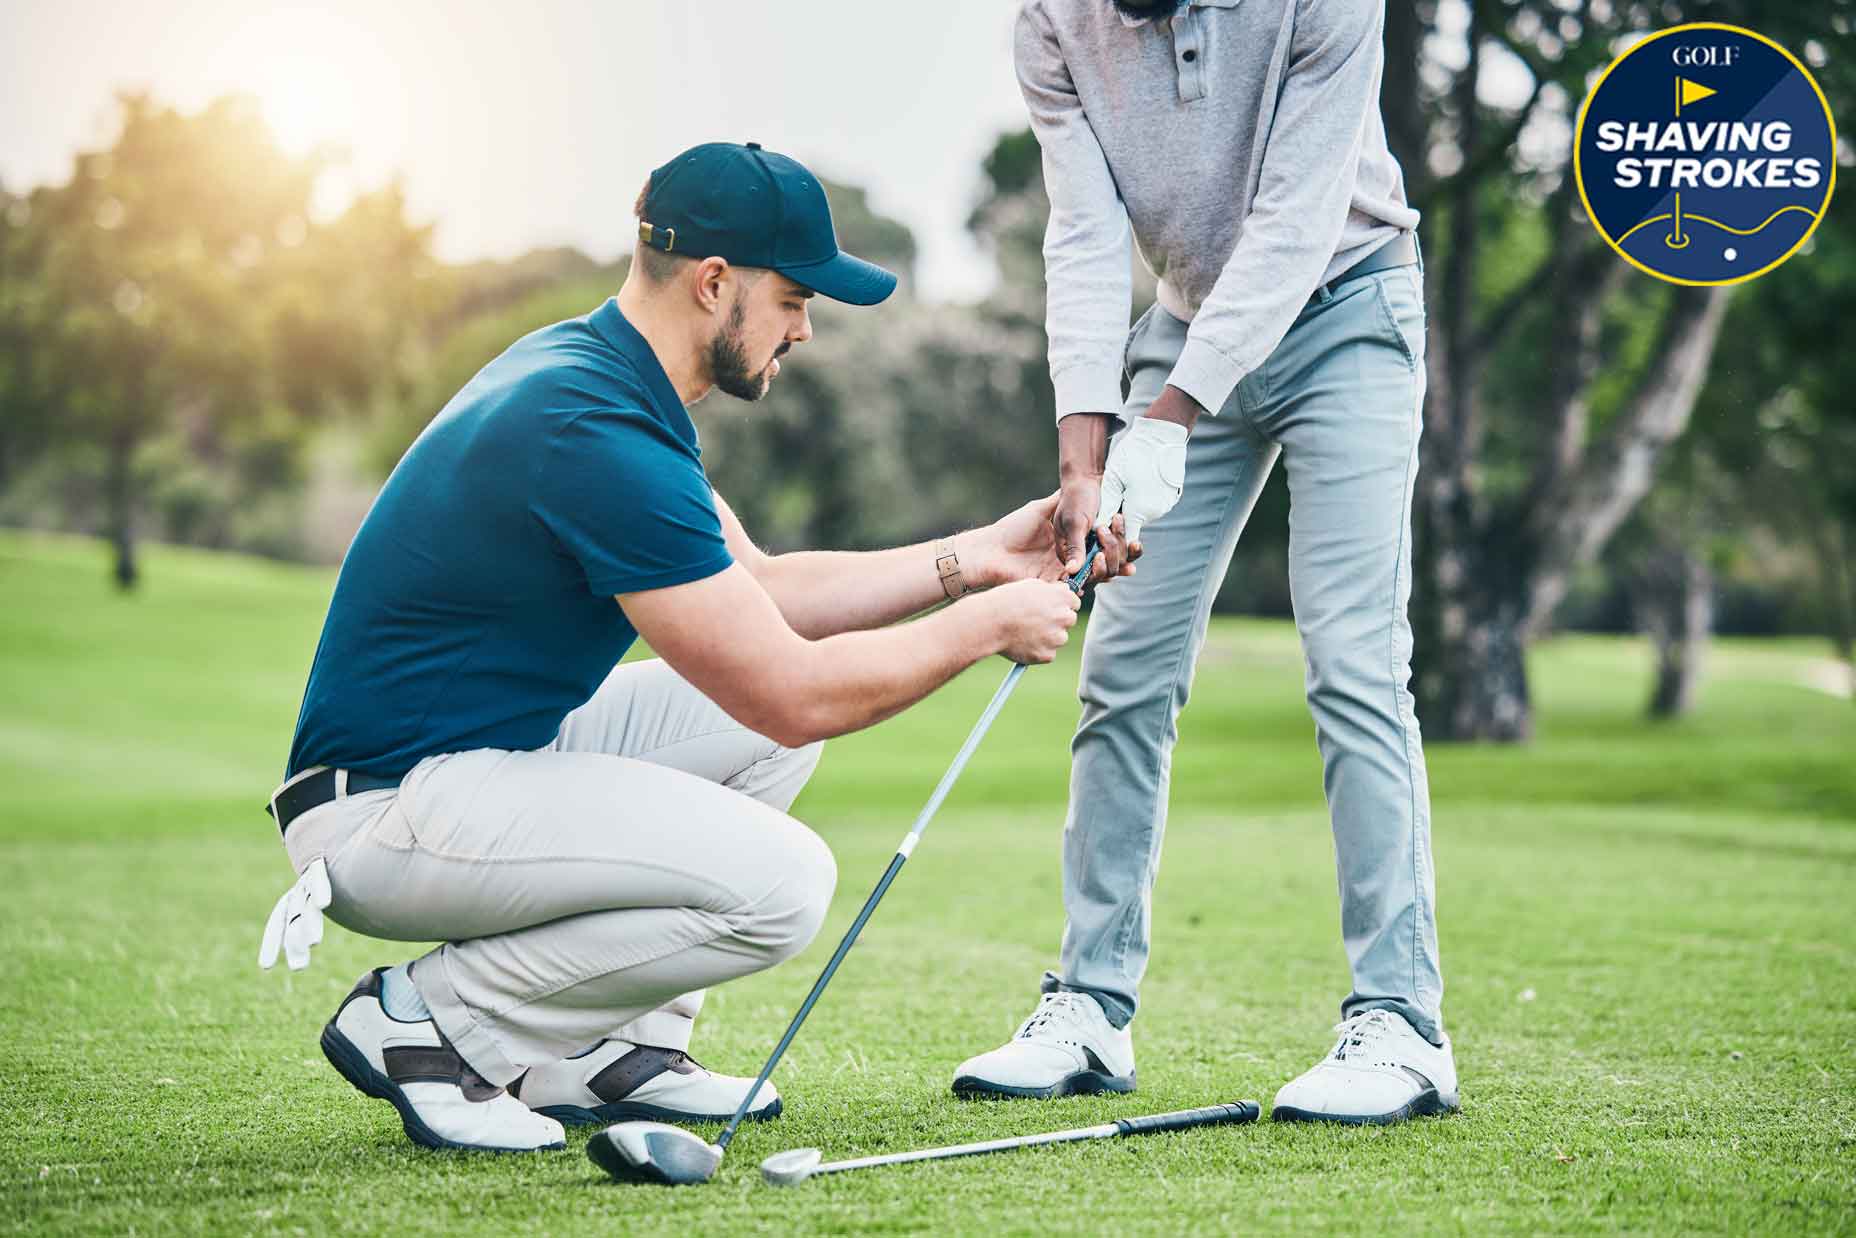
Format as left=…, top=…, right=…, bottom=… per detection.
left=691, top=257, right=731, bottom=315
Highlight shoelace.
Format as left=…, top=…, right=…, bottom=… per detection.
left=1017, top=992, right=1091, bottom=1040
left=1327, top=1010, right=1400, bottom=1063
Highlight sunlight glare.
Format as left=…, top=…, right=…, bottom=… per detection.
left=233, top=7, right=396, bottom=160
left=260, top=50, right=360, bottom=156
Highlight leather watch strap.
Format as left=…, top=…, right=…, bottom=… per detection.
left=934, top=537, right=967, bottom=600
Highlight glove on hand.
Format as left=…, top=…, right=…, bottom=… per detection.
left=1097, top=417, right=1189, bottom=545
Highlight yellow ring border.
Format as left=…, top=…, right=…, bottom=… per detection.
left=1572, top=22, right=1837, bottom=287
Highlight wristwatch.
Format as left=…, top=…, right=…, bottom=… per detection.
left=934, top=537, right=967, bottom=600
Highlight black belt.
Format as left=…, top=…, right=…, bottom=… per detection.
left=1314, top=232, right=1419, bottom=301
left=267, top=767, right=402, bottom=834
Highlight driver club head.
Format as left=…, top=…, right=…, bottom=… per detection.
left=587, top=1121, right=724, bottom=1187
left=759, top=1147, right=823, bottom=1187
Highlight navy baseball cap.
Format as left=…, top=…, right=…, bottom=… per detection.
left=637, top=141, right=898, bottom=306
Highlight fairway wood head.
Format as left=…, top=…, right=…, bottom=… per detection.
left=760, top=1147, right=823, bottom=1187
left=587, top=1121, right=723, bottom=1186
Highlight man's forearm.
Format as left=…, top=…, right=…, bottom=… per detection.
left=754, top=533, right=989, bottom=639
left=1058, top=412, right=1112, bottom=480
left=773, top=602, right=1001, bottom=742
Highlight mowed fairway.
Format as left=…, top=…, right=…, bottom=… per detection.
left=2, top=531, right=1853, bottom=1236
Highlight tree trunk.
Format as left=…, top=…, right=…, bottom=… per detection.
left=1636, top=544, right=1712, bottom=720
left=1411, top=7, right=1535, bottom=740
left=1415, top=578, right=1534, bottom=741
left=1809, top=521, right=1855, bottom=695
left=107, top=423, right=139, bottom=591
left=1524, top=286, right=1732, bottom=636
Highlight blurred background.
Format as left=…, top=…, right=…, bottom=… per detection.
left=4, top=9, right=1852, bottom=1228
left=1, top=0, right=1851, bottom=744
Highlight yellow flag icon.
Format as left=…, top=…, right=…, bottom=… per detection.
left=1677, top=77, right=1718, bottom=111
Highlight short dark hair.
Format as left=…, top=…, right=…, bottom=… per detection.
left=632, top=177, right=691, bottom=283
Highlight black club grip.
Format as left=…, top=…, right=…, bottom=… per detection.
left=1067, top=531, right=1102, bottom=595
left=1114, top=1101, right=1261, bottom=1137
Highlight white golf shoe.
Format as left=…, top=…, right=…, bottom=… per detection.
left=951, top=990, right=1136, bottom=1099
left=319, top=969, right=566, bottom=1152
left=1272, top=1009, right=1459, bottom=1125
left=511, top=1039, right=780, bottom=1127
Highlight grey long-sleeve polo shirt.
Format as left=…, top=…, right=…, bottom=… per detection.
left=1015, top=0, right=1420, bottom=420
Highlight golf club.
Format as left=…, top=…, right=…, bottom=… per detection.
left=759, top=1101, right=1262, bottom=1186
left=588, top=536, right=1104, bottom=1186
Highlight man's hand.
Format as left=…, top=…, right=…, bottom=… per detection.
left=977, top=579, right=1082, bottom=664
left=1097, top=386, right=1202, bottom=544
left=962, top=491, right=1138, bottom=588
left=1055, top=412, right=1139, bottom=580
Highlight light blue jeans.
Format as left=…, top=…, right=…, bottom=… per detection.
left=1046, top=256, right=1445, bottom=1045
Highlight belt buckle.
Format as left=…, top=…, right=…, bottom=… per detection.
left=266, top=764, right=329, bottom=825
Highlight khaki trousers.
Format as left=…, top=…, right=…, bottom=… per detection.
left=280, top=658, right=833, bottom=1086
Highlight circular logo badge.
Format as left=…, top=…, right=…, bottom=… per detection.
left=1574, top=23, right=1836, bottom=286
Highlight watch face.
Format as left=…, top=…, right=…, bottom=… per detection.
left=1574, top=22, right=1835, bottom=286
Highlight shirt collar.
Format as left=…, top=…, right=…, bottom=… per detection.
left=587, top=298, right=702, bottom=454
left=1117, top=0, right=1239, bottom=29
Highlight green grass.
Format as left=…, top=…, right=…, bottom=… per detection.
left=2, top=531, right=1853, bottom=1235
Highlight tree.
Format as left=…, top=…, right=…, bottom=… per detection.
left=1380, top=0, right=1851, bottom=739
left=1611, top=433, right=1730, bottom=719
left=0, top=93, right=438, bottom=585
left=1687, top=169, right=1856, bottom=689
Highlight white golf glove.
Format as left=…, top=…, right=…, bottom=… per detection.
left=258, top=857, right=332, bottom=972
left=1097, top=417, right=1189, bottom=545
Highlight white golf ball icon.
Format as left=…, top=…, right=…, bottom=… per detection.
left=1724, top=247, right=1738, bottom=262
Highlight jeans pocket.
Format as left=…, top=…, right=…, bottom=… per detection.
left=1371, top=271, right=1426, bottom=372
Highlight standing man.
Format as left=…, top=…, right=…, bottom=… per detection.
left=259, top=142, right=1106, bottom=1153
left=952, top=0, right=1456, bottom=1125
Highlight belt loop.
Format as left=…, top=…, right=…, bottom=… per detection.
left=334, top=769, right=349, bottom=799
left=1413, top=231, right=1425, bottom=276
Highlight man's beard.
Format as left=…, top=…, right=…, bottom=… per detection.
left=704, top=297, right=787, bottom=402
left=1110, top=0, right=1183, bottom=17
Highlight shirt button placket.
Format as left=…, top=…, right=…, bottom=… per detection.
left=1172, top=9, right=1206, bottom=102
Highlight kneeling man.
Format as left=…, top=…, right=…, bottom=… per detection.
left=259, top=142, right=1108, bottom=1153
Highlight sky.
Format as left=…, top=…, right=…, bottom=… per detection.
left=0, top=1, right=1033, bottom=302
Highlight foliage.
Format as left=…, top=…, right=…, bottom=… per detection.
left=1, top=32, right=1851, bottom=666
left=1687, top=178, right=1856, bottom=666
left=1384, top=0, right=1855, bottom=738
left=0, top=93, right=439, bottom=584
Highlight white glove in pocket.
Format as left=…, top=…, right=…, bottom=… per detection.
left=258, top=857, right=332, bottom=971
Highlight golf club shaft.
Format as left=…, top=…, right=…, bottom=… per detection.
left=716, top=541, right=1100, bottom=1150
left=809, top=1102, right=1262, bottom=1178
left=715, top=664, right=1029, bottom=1149
left=814, top=1124, right=1118, bottom=1176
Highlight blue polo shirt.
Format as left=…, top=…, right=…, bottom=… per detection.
left=286, top=299, right=732, bottom=780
